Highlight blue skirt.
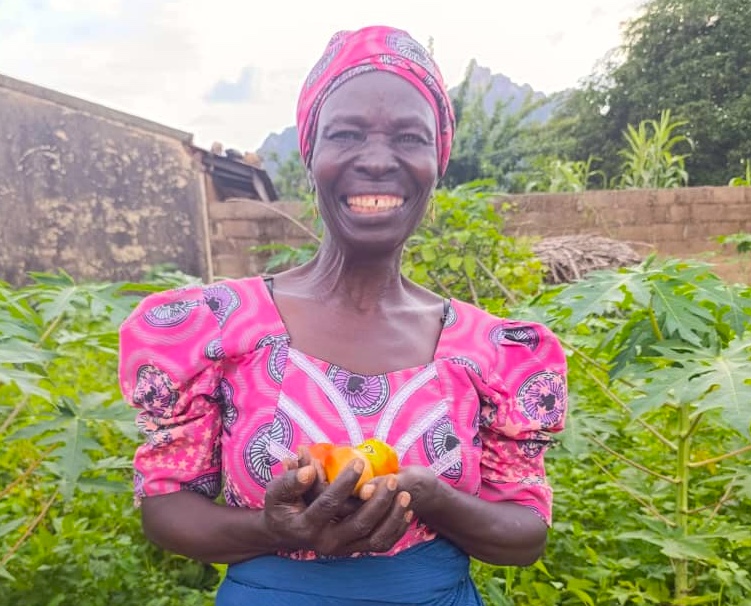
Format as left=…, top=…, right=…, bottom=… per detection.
left=215, top=538, right=484, bottom=605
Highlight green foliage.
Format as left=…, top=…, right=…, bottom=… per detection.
left=728, top=159, right=751, bottom=186
left=484, top=256, right=751, bottom=604
left=0, top=270, right=219, bottom=604
left=553, top=0, right=751, bottom=186
left=717, top=232, right=751, bottom=255
left=525, top=156, right=607, bottom=193
left=268, top=150, right=313, bottom=202
left=617, top=110, right=693, bottom=189
left=443, top=60, right=551, bottom=191
left=402, top=182, right=545, bottom=315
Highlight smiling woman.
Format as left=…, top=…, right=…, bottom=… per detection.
left=118, top=24, right=568, bottom=606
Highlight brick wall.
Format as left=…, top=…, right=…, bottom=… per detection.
left=208, top=200, right=316, bottom=278
left=208, top=186, right=751, bottom=283
left=500, top=187, right=751, bottom=282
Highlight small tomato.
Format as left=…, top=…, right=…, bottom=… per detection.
left=323, top=446, right=374, bottom=495
left=307, top=442, right=334, bottom=464
left=356, top=438, right=399, bottom=476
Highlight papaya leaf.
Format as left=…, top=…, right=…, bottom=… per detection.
left=650, top=281, right=715, bottom=345
left=556, top=268, right=650, bottom=326
left=618, top=530, right=719, bottom=562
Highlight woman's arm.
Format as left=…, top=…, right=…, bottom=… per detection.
left=399, top=467, right=548, bottom=566
left=141, top=459, right=413, bottom=564
left=141, top=492, right=280, bottom=564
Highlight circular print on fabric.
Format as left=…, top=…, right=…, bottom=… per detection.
left=256, top=334, right=289, bottom=384
left=133, top=364, right=178, bottom=417
left=520, top=439, right=546, bottom=459
left=143, top=299, right=201, bottom=328
left=449, top=355, right=482, bottom=377
left=423, top=417, right=462, bottom=480
left=204, top=338, right=225, bottom=361
left=203, top=284, right=240, bottom=327
left=134, top=471, right=145, bottom=499
left=305, top=38, right=344, bottom=89
left=243, top=410, right=294, bottom=488
left=442, top=302, right=457, bottom=328
left=385, top=31, right=435, bottom=72
left=208, top=378, right=238, bottom=434
left=181, top=472, right=221, bottom=499
left=517, top=370, right=566, bottom=426
left=223, top=483, right=244, bottom=508
left=489, top=324, right=541, bottom=351
left=480, top=397, right=498, bottom=428
left=326, top=366, right=390, bottom=416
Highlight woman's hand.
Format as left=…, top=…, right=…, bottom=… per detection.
left=263, top=455, right=413, bottom=556
left=391, top=465, right=439, bottom=516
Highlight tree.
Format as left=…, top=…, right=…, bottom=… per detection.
left=443, top=60, right=553, bottom=191
left=556, top=0, right=751, bottom=185
left=270, top=151, right=311, bottom=201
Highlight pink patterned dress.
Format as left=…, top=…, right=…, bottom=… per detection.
left=118, top=276, right=567, bottom=559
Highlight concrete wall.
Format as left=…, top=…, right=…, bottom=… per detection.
left=0, top=75, right=211, bottom=286
left=207, top=187, right=751, bottom=283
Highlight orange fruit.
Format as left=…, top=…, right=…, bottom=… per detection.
left=323, top=446, right=374, bottom=495
left=356, top=438, right=399, bottom=476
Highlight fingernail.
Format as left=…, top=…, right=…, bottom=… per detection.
left=399, top=492, right=411, bottom=508
left=359, top=484, right=376, bottom=500
left=386, top=476, right=397, bottom=491
left=297, top=466, right=314, bottom=483
left=404, top=510, right=414, bottom=523
left=353, top=458, right=365, bottom=474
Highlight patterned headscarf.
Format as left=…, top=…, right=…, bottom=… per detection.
left=296, top=25, right=456, bottom=176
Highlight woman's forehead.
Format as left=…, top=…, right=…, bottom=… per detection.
left=318, top=72, right=435, bottom=127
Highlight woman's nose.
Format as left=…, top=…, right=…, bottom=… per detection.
left=354, top=140, right=399, bottom=178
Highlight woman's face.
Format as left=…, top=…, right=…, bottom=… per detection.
left=310, top=70, right=439, bottom=255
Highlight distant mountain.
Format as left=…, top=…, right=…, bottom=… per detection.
left=257, top=64, right=558, bottom=179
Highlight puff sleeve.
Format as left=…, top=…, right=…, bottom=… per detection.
left=118, top=285, right=225, bottom=506
left=475, top=320, right=568, bottom=525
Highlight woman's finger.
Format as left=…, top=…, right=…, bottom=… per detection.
left=265, top=465, right=316, bottom=507
left=304, top=458, right=366, bottom=525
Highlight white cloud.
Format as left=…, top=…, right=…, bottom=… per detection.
left=0, top=0, right=643, bottom=152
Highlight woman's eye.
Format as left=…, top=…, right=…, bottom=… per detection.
left=330, top=130, right=362, bottom=141
left=397, top=133, right=428, bottom=145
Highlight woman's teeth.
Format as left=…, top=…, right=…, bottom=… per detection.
left=346, top=195, right=404, bottom=214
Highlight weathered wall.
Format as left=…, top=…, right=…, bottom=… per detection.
left=207, top=187, right=750, bottom=283
left=0, top=75, right=210, bottom=286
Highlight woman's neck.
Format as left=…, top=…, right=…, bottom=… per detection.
left=282, top=240, right=408, bottom=314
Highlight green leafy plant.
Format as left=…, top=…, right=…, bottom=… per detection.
left=402, top=181, right=545, bottom=315
left=525, top=155, right=607, bottom=193
left=542, top=256, right=751, bottom=603
left=728, top=159, right=751, bottom=187
left=0, top=270, right=219, bottom=603
left=617, top=110, right=693, bottom=189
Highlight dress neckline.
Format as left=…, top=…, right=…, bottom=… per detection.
left=256, top=275, right=451, bottom=378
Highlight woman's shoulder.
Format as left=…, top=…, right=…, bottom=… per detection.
left=443, top=299, right=563, bottom=371
left=120, top=275, right=281, bottom=350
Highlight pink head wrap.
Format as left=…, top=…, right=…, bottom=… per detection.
left=296, top=25, right=456, bottom=176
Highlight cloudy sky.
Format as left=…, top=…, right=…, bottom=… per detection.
left=0, top=0, right=642, bottom=152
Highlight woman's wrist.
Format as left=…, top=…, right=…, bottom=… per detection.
left=400, top=466, right=442, bottom=519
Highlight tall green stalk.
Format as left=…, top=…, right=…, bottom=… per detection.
left=675, top=403, right=692, bottom=600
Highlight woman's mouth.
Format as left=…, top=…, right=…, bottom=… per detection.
left=345, top=195, right=405, bottom=214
